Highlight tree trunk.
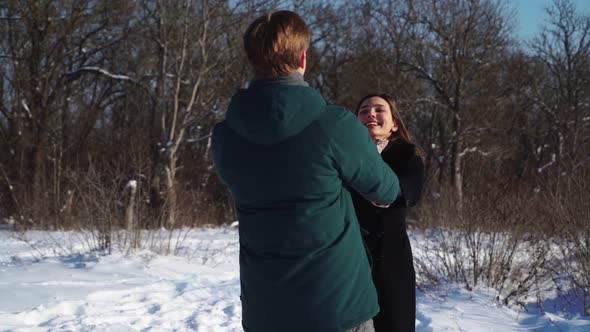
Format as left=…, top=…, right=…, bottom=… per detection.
left=165, top=156, right=177, bottom=230
left=452, top=112, right=463, bottom=208
left=125, top=180, right=138, bottom=249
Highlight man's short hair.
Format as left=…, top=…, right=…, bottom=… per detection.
left=243, top=10, right=311, bottom=78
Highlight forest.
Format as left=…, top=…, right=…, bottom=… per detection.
left=0, top=0, right=589, bottom=311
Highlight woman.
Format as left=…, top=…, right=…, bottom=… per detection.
left=352, top=94, right=424, bottom=332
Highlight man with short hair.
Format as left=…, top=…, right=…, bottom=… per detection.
left=211, top=10, right=399, bottom=332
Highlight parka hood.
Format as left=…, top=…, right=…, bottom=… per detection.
left=225, top=84, right=326, bottom=145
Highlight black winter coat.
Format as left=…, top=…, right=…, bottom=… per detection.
left=352, top=139, right=424, bottom=332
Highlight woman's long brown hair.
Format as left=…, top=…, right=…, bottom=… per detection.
left=355, top=93, right=425, bottom=158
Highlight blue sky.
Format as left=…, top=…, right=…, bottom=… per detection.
left=514, top=0, right=590, bottom=41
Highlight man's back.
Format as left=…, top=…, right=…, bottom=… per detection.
left=212, top=80, right=399, bottom=332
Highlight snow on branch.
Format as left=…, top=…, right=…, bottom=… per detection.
left=65, top=67, right=154, bottom=102
left=125, top=180, right=137, bottom=191
left=415, top=97, right=452, bottom=110
left=20, top=99, right=33, bottom=119
left=459, top=147, right=490, bottom=157
left=186, top=134, right=212, bottom=144
left=537, top=154, right=556, bottom=173
left=66, top=66, right=137, bottom=83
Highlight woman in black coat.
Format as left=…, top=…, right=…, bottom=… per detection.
left=352, top=94, right=424, bottom=332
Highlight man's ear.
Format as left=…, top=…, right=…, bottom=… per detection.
left=299, top=49, right=307, bottom=71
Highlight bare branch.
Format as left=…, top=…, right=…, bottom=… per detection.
left=65, top=66, right=137, bottom=83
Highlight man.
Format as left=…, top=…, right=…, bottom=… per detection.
left=211, top=10, right=399, bottom=332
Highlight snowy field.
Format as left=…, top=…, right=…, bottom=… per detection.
left=1, top=227, right=589, bottom=332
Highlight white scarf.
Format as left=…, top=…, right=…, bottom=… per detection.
left=375, top=139, right=389, bottom=154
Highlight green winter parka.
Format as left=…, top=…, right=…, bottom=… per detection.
left=211, top=78, right=400, bottom=332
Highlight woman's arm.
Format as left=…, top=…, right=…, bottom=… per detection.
left=383, top=143, right=424, bottom=208
left=398, top=152, right=424, bottom=207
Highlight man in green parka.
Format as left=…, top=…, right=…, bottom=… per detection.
left=211, top=10, right=400, bottom=332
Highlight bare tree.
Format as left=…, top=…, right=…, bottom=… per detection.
left=530, top=0, right=590, bottom=182
left=127, top=0, right=257, bottom=232
left=366, top=0, right=512, bottom=203
left=0, top=0, right=135, bottom=227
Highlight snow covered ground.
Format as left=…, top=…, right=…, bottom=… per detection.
left=0, top=227, right=589, bottom=332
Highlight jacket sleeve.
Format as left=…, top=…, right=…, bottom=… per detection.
left=322, top=107, right=399, bottom=205
left=396, top=151, right=424, bottom=207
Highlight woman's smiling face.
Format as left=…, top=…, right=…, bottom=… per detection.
left=357, top=96, right=398, bottom=140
